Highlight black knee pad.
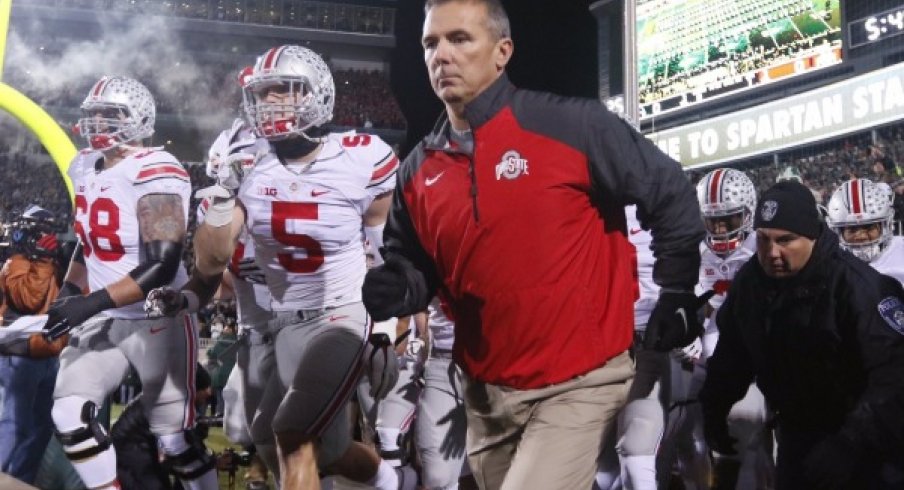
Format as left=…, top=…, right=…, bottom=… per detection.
left=375, top=431, right=413, bottom=466
left=163, top=430, right=216, bottom=480
left=55, top=401, right=111, bottom=460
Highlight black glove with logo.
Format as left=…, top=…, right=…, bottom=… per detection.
left=365, top=333, right=400, bottom=400
left=803, top=435, right=860, bottom=489
left=362, top=255, right=429, bottom=322
left=644, top=290, right=714, bottom=352
left=43, top=289, right=115, bottom=341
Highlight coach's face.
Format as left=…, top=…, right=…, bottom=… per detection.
left=756, top=227, right=816, bottom=278
left=422, top=1, right=512, bottom=110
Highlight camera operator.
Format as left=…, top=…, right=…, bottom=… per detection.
left=112, top=364, right=214, bottom=489
left=0, top=204, right=73, bottom=484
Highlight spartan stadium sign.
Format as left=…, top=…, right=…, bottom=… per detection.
left=648, top=63, right=904, bottom=167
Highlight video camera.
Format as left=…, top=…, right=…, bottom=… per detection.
left=217, top=446, right=253, bottom=472
left=0, top=206, right=65, bottom=261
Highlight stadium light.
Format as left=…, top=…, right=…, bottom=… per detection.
left=0, top=0, right=77, bottom=201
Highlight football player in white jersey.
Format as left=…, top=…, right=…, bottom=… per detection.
left=595, top=205, right=667, bottom=490
left=197, top=177, right=279, bottom=487
left=356, top=245, right=419, bottom=490
left=689, top=168, right=772, bottom=490
left=176, top=45, right=401, bottom=490
left=415, top=297, right=475, bottom=490
left=826, top=178, right=904, bottom=284
left=42, top=76, right=216, bottom=489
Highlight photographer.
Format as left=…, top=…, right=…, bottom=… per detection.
left=0, top=205, right=71, bottom=484
left=112, top=364, right=213, bottom=489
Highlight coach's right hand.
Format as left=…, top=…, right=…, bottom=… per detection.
left=362, top=255, right=429, bottom=322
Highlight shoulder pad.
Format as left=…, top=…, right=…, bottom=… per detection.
left=132, top=152, right=190, bottom=185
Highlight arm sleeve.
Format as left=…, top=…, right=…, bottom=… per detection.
left=382, top=153, right=441, bottom=302
left=2, top=255, right=58, bottom=315
left=699, top=287, right=757, bottom=421
left=837, top=275, right=904, bottom=454
left=583, top=105, right=704, bottom=290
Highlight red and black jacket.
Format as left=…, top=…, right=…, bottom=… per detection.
left=384, top=74, right=704, bottom=389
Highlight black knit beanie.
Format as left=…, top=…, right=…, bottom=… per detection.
left=754, top=181, right=821, bottom=239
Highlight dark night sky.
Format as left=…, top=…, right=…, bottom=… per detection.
left=389, top=0, right=600, bottom=156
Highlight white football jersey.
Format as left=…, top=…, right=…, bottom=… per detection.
left=699, top=233, right=756, bottom=320
left=237, top=131, right=397, bottom=311
left=871, top=236, right=904, bottom=285
left=427, top=296, right=455, bottom=352
left=626, top=205, right=658, bottom=328
left=69, top=148, right=191, bottom=319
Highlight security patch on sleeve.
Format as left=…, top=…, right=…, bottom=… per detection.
left=877, top=296, right=904, bottom=336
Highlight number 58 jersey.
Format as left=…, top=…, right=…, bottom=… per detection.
left=238, top=132, right=398, bottom=311
left=68, top=149, right=192, bottom=318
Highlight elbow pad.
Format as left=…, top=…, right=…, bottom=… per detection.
left=128, top=240, right=184, bottom=295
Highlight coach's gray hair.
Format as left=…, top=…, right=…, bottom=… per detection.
left=424, top=0, right=512, bottom=40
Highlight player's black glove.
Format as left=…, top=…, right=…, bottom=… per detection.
left=803, top=435, right=860, bottom=489
left=364, top=333, right=400, bottom=400
left=234, top=257, right=266, bottom=285
left=362, top=255, right=429, bottom=322
left=644, top=289, right=714, bottom=352
left=703, top=411, right=738, bottom=456
left=43, top=289, right=115, bottom=341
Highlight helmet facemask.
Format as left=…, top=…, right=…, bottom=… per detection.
left=244, top=78, right=320, bottom=141
left=826, top=179, right=894, bottom=263
left=835, top=219, right=891, bottom=262
left=703, top=208, right=751, bottom=256
left=78, top=104, right=137, bottom=151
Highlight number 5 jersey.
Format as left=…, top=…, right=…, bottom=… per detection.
left=237, top=131, right=398, bottom=312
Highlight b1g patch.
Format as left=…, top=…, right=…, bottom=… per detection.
left=877, top=296, right=904, bottom=336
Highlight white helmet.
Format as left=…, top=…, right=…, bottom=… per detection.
left=77, top=76, right=155, bottom=151
left=696, top=168, right=757, bottom=256
left=241, top=45, right=335, bottom=141
left=826, top=178, right=893, bottom=262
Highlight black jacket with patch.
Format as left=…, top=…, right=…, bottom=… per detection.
left=701, top=225, right=904, bottom=458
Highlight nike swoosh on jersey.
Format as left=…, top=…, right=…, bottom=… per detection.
left=425, top=171, right=446, bottom=186
left=329, top=315, right=349, bottom=322
left=311, top=189, right=330, bottom=197
left=149, top=326, right=167, bottom=334
left=630, top=228, right=642, bottom=235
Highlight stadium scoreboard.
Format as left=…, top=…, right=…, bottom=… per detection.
left=849, top=3, right=904, bottom=48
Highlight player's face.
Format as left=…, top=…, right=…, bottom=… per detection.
left=705, top=213, right=743, bottom=235
left=255, top=82, right=304, bottom=120
left=755, top=227, right=816, bottom=278
left=422, top=1, right=512, bottom=108
left=841, top=223, right=881, bottom=244
left=86, top=107, right=128, bottom=133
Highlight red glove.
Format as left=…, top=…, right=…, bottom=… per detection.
left=36, top=234, right=58, bottom=254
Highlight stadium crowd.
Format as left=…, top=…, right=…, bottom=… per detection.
left=28, top=0, right=395, bottom=35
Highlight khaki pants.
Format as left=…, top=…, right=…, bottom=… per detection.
left=463, top=350, right=634, bottom=490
